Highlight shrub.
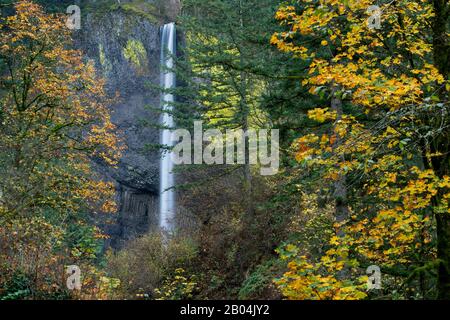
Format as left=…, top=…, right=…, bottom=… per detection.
left=238, top=259, right=284, bottom=300
left=105, top=232, right=198, bottom=299
left=154, top=268, right=198, bottom=300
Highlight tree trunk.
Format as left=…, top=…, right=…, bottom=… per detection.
left=431, top=0, right=450, bottom=299
left=432, top=0, right=449, bottom=79
left=331, top=86, right=349, bottom=280
left=331, top=87, right=349, bottom=235
left=436, top=212, right=450, bottom=299
left=239, top=0, right=254, bottom=219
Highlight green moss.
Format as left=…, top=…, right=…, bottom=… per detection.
left=117, top=1, right=160, bottom=24
left=82, top=0, right=162, bottom=24
left=98, top=43, right=112, bottom=76
left=99, top=43, right=106, bottom=66
left=122, top=39, right=149, bottom=75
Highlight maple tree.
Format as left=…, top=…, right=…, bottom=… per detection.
left=271, top=0, right=449, bottom=299
left=0, top=0, right=123, bottom=298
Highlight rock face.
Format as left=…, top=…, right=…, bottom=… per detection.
left=74, top=1, right=176, bottom=247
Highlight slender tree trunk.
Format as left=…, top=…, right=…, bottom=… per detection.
left=431, top=0, right=450, bottom=299
left=331, top=87, right=349, bottom=235
left=436, top=211, right=450, bottom=299
left=432, top=0, right=449, bottom=80
left=331, top=86, right=349, bottom=280
left=239, top=0, right=254, bottom=218
left=235, top=0, right=255, bottom=276
left=431, top=149, right=450, bottom=299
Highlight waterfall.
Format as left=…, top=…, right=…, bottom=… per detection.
left=159, top=23, right=176, bottom=232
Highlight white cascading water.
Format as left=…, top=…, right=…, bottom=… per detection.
left=159, top=23, right=176, bottom=232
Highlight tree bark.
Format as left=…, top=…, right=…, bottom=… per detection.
left=331, top=86, right=349, bottom=280
left=431, top=0, right=450, bottom=299
left=432, top=0, right=449, bottom=79
left=239, top=0, right=254, bottom=219
left=331, top=87, right=349, bottom=235
left=436, top=211, right=450, bottom=299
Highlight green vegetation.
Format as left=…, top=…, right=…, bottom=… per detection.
left=0, top=0, right=122, bottom=299
left=122, top=39, right=149, bottom=75
left=113, top=0, right=160, bottom=24
left=106, top=233, right=198, bottom=299
left=79, top=0, right=163, bottom=23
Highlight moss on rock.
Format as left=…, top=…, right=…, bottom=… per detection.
left=122, top=39, right=149, bottom=75
left=115, top=0, right=160, bottom=24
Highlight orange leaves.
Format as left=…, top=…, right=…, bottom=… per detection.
left=0, top=0, right=123, bottom=217
left=293, top=134, right=319, bottom=162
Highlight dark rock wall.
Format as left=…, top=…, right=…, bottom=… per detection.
left=74, top=1, right=174, bottom=248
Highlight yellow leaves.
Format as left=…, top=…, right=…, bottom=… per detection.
left=0, top=0, right=122, bottom=217
left=269, top=34, right=279, bottom=46
left=334, top=120, right=348, bottom=138
left=387, top=172, right=397, bottom=183
left=438, top=176, right=450, bottom=189
left=272, top=0, right=444, bottom=294
left=329, top=236, right=340, bottom=245
left=270, top=32, right=310, bottom=58
left=308, top=107, right=337, bottom=123
left=320, top=134, right=329, bottom=146
left=274, top=5, right=296, bottom=21
left=155, top=268, right=199, bottom=300
left=351, top=181, right=435, bottom=264
left=275, top=242, right=368, bottom=300
left=285, top=243, right=299, bottom=254
left=337, top=159, right=439, bottom=266
left=376, top=209, right=397, bottom=221
left=287, top=261, right=298, bottom=271
left=272, top=0, right=438, bottom=113
left=385, top=126, right=399, bottom=136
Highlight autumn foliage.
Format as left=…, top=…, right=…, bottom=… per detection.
left=271, top=0, right=449, bottom=299
left=0, top=1, right=123, bottom=299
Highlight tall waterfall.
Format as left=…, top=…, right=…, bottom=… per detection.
left=159, top=23, right=176, bottom=232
